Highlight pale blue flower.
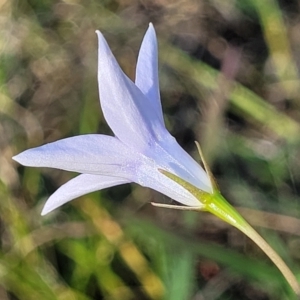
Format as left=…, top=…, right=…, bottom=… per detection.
left=13, top=24, right=212, bottom=215
left=12, top=25, right=300, bottom=297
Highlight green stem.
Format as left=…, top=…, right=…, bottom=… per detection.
left=206, top=192, right=300, bottom=296
left=158, top=168, right=300, bottom=294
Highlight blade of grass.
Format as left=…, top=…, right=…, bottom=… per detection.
left=161, top=44, right=300, bottom=143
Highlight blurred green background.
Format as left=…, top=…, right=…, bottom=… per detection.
left=2, top=0, right=300, bottom=299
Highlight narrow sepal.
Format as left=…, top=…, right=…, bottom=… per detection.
left=195, top=141, right=218, bottom=192
left=151, top=202, right=203, bottom=210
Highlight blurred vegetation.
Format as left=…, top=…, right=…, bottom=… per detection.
left=2, top=0, right=300, bottom=299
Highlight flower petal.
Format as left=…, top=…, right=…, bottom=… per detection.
left=153, top=135, right=212, bottom=193
left=41, top=174, right=130, bottom=215
left=135, top=23, right=164, bottom=126
left=95, top=28, right=211, bottom=193
left=13, top=134, right=134, bottom=177
left=136, top=159, right=202, bottom=207
left=96, top=30, right=167, bottom=151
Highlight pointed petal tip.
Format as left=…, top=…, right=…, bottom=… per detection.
left=40, top=209, right=47, bottom=216
left=147, top=23, right=156, bottom=36
left=12, top=152, right=25, bottom=165
left=41, top=204, right=54, bottom=216
left=11, top=149, right=41, bottom=167
left=95, top=30, right=105, bottom=45
left=95, top=30, right=114, bottom=63
left=95, top=30, right=108, bottom=47
left=95, top=29, right=102, bottom=37
left=142, top=23, right=157, bottom=51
